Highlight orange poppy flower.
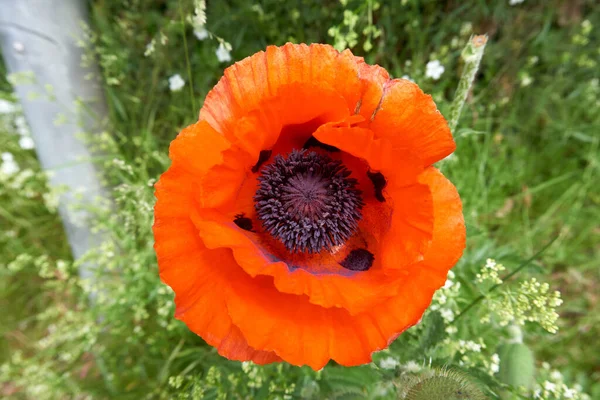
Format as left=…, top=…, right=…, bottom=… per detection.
left=153, top=43, right=465, bottom=369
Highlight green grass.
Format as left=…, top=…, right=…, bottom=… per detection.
left=1, top=0, right=599, bottom=398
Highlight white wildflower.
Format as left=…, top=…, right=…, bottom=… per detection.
left=477, top=258, right=505, bottom=284
left=445, top=325, right=458, bottom=335
left=19, top=136, right=35, bottom=150
left=440, top=308, right=454, bottom=322
left=144, top=40, right=156, bottom=57
left=1, top=152, right=19, bottom=175
left=509, top=0, right=525, bottom=5
left=425, top=60, right=445, bottom=80
left=443, top=278, right=454, bottom=289
left=403, top=360, right=421, bottom=373
left=15, top=116, right=29, bottom=136
left=379, top=356, right=399, bottom=370
left=460, top=22, right=473, bottom=36
left=194, top=27, right=209, bottom=40
left=168, top=74, right=185, bottom=92
left=192, top=0, right=207, bottom=27
left=550, top=370, right=563, bottom=381
left=542, top=362, right=551, bottom=370
left=490, top=353, right=500, bottom=374
left=216, top=42, right=232, bottom=63
left=543, top=381, right=557, bottom=393
left=438, top=293, right=447, bottom=304
left=520, top=72, right=533, bottom=87
left=0, top=99, right=16, bottom=114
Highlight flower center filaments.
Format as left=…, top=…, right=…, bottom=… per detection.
left=254, top=150, right=363, bottom=253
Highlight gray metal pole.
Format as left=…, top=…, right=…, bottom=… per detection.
left=0, top=0, right=110, bottom=277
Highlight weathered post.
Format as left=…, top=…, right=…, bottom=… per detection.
left=0, top=0, right=109, bottom=279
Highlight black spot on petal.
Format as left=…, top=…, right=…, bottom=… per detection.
left=234, top=213, right=253, bottom=231
left=251, top=150, right=272, bottom=173
left=303, top=136, right=340, bottom=152
left=340, top=249, right=374, bottom=271
left=367, top=170, right=387, bottom=202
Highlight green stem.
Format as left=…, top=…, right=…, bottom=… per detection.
left=179, top=0, right=196, bottom=113
left=448, top=35, right=488, bottom=133
left=452, top=236, right=558, bottom=324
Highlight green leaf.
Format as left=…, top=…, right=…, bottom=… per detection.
left=419, top=311, right=447, bottom=351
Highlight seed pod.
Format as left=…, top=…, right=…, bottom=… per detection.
left=402, top=368, right=486, bottom=400
left=498, top=342, right=535, bottom=390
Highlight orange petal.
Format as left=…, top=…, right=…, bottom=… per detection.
left=224, top=263, right=446, bottom=369
left=190, top=206, right=402, bottom=316
left=369, top=79, right=455, bottom=165
left=380, top=182, right=434, bottom=270
left=311, top=124, right=435, bottom=269
left=154, top=179, right=280, bottom=363
left=200, top=43, right=364, bottom=141
left=168, top=245, right=280, bottom=364
left=312, top=120, right=424, bottom=185
left=354, top=58, right=390, bottom=119
left=412, top=167, right=466, bottom=274
left=168, top=120, right=230, bottom=176
left=225, top=273, right=389, bottom=369
left=154, top=149, right=280, bottom=364
left=154, top=166, right=198, bottom=219
left=360, top=167, right=466, bottom=339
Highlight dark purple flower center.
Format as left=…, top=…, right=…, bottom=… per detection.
left=254, top=150, right=363, bottom=253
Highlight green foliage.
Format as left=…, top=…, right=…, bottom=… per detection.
left=418, top=311, right=447, bottom=352
left=1, top=0, right=599, bottom=399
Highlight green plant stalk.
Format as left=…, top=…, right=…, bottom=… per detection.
left=449, top=35, right=488, bottom=133
left=179, top=0, right=197, bottom=113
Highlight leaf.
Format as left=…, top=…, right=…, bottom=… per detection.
left=419, top=311, right=447, bottom=351
left=320, top=365, right=380, bottom=399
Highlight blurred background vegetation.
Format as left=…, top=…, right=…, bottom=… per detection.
left=0, top=0, right=598, bottom=398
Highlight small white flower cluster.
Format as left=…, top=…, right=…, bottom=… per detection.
left=425, top=60, right=445, bottom=80
left=216, top=41, right=232, bottom=63
left=268, top=380, right=295, bottom=400
left=454, top=338, right=486, bottom=366
left=482, top=276, right=562, bottom=333
left=168, top=74, right=185, bottom=92
left=572, top=19, right=593, bottom=47
left=167, top=0, right=233, bottom=92
left=191, top=0, right=207, bottom=30
left=477, top=258, right=506, bottom=285
left=458, top=339, right=485, bottom=353
left=509, top=0, right=525, bottom=5
left=379, top=356, right=400, bottom=370
left=1, top=97, right=36, bottom=149
left=1, top=152, right=19, bottom=176
left=0, top=98, right=17, bottom=114
left=241, top=361, right=265, bottom=389
left=520, top=72, right=534, bottom=87
left=112, top=158, right=134, bottom=175
left=430, top=270, right=461, bottom=329
left=190, top=0, right=209, bottom=41
left=489, top=353, right=500, bottom=374
left=532, top=364, right=591, bottom=400
left=189, top=0, right=232, bottom=63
